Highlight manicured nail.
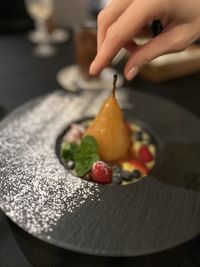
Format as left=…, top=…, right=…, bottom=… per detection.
left=106, top=0, right=112, bottom=7
left=126, top=66, right=139, bottom=80
left=89, top=61, right=95, bottom=75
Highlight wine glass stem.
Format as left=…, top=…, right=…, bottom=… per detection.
left=37, top=20, right=49, bottom=43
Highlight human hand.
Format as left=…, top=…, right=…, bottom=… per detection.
left=90, top=0, right=200, bottom=80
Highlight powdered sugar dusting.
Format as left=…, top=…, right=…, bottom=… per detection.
left=0, top=89, right=130, bottom=238
left=0, top=91, right=118, bottom=237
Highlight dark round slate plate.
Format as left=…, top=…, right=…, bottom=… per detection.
left=0, top=89, right=200, bottom=258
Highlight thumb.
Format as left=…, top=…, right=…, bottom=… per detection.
left=124, top=24, right=189, bottom=80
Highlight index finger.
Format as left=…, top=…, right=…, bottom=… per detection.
left=90, top=2, right=151, bottom=75
left=97, top=0, right=132, bottom=51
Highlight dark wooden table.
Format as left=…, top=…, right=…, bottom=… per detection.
left=0, top=33, right=200, bottom=267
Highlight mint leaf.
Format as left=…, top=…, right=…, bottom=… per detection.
left=80, top=136, right=98, bottom=153
left=74, top=136, right=99, bottom=177
left=61, top=136, right=99, bottom=177
left=61, top=141, right=79, bottom=161
left=75, top=153, right=99, bottom=177
left=70, top=143, right=80, bottom=155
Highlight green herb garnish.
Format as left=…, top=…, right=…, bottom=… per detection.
left=61, top=136, right=99, bottom=177
left=75, top=136, right=99, bottom=177
left=62, top=142, right=79, bottom=161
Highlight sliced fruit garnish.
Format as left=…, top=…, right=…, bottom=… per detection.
left=120, top=159, right=148, bottom=175
left=138, top=145, right=154, bottom=163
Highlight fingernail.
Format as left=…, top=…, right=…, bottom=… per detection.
left=105, top=0, right=112, bottom=6
left=126, top=67, right=139, bottom=80
left=89, top=61, right=95, bottom=75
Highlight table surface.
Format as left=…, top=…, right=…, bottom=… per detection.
left=0, top=33, right=200, bottom=267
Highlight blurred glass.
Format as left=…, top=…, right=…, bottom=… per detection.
left=74, top=25, right=97, bottom=80
left=26, top=0, right=53, bottom=21
left=25, top=0, right=57, bottom=57
left=56, top=21, right=124, bottom=92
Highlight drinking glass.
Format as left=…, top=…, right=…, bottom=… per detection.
left=25, top=0, right=57, bottom=57
left=56, top=22, right=124, bottom=92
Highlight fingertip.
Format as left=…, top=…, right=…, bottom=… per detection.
left=125, top=66, right=139, bottom=80
left=89, top=56, right=108, bottom=76
left=89, top=61, right=96, bottom=75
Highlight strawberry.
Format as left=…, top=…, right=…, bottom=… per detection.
left=91, top=161, right=113, bottom=184
left=138, top=145, right=153, bottom=163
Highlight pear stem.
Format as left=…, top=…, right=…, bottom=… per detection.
left=112, top=74, right=118, bottom=97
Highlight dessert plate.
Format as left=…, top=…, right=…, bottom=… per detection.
left=0, top=89, right=200, bottom=257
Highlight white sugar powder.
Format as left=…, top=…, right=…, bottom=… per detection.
left=0, top=89, right=129, bottom=238
left=0, top=91, right=102, bottom=237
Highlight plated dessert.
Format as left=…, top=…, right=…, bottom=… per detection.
left=60, top=75, right=156, bottom=185
left=1, top=87, right=200, bottom=257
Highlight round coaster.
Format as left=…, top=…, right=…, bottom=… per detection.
left=57, top=65, right=124, bottom=92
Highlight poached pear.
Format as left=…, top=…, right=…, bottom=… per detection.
left=85, top=75, right=131, bottom=162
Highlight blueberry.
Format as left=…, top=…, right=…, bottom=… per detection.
left=112, top=164, right=121, bottom=172
left=135, top=131, right=143, bottom=141
left=67, top=160, right=75, bottom=169
left=113, top=175, right=122, bottom=185
left=131, top=169, right=141, bottom=179
left=112, top=165, right=122, bottom=179
left=122, top=171, right=133, bottom=181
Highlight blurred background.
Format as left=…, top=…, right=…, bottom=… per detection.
left=0, top=0, right=98, bottom=34
left=0, top=0, right=200, bottom=139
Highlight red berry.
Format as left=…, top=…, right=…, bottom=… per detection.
left=138, top=145, right=153, bottom=163
left=91, top=161, right=112, bottom=184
